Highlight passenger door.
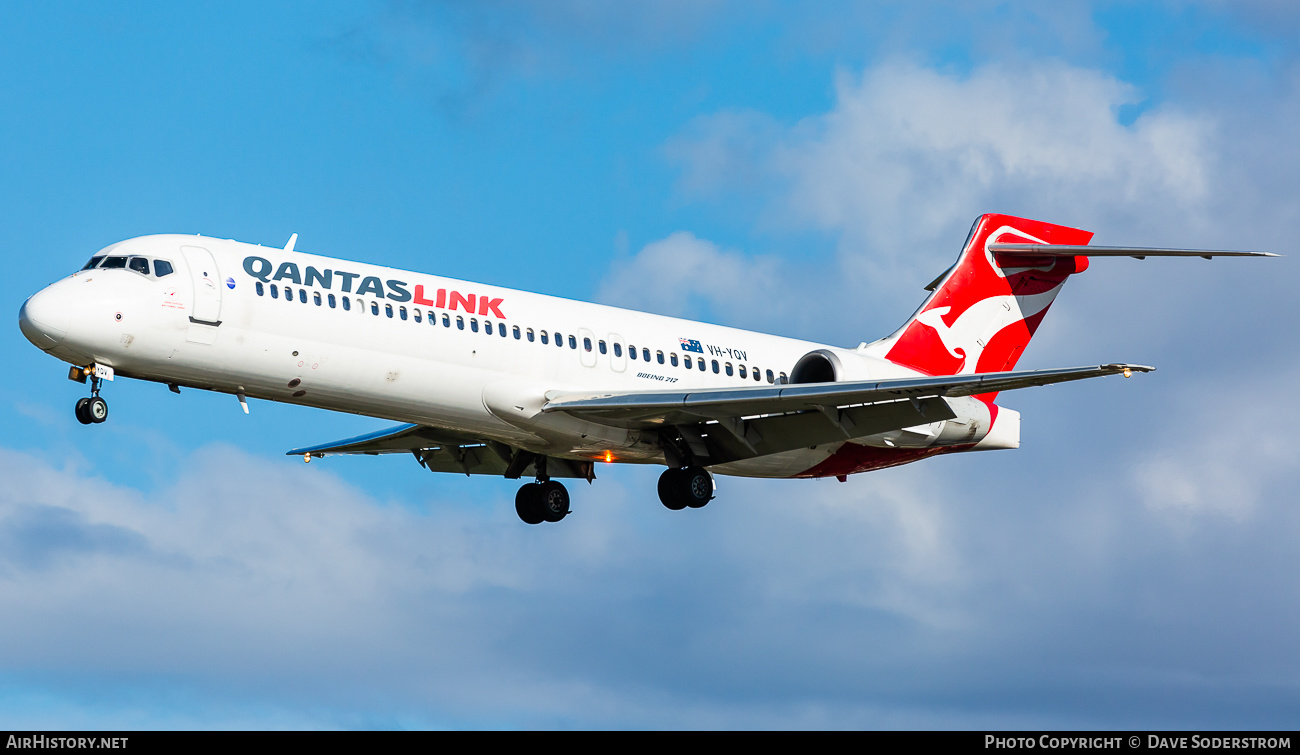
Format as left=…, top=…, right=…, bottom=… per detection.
left=182, top=245, right=222, bottom=344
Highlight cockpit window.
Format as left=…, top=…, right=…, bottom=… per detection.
left=100, top=256, right=128, bottom=269
left=128, top=257, right=150, bottom=275
left=83, top=256, right=104, bottom=270
left=153, top=260, right=174, bottom=277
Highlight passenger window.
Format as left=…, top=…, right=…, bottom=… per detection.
left=625, top=344, right=632, bottom=359
left=643, top=348, right=651, bottom=362
left=314, top=292, right=322, bottom=306
left=256, top=282, right=265, bottom=296
left=499, top=323, right=507, bottom=337
left=328, top=294, right=336, bottom=308
left=457, top=316, right=465, bottom=330
left=540, top=330, right=548, bottom=344
left=299, top=289, right=307, bottom=304
left=101, top=256, right=128, bottom=269
left=598, top=340, right=606, bottom=354
left=656, top=351, right=664, bottom=364
left=283, top=286, right=292, bottom=301
left=779, top=372, right=788, bottom=383
left=342, top=296, right=350, bottom=311
left=527, top=328, right=535, bottom=342
left=371, top=301, right=379, bottom=315
left=684, top=357, right=692, bottom=370
left=270, top=284, right=279, bottom=299
left=696, top=358, right=704, bottom=370
left=725, top=362, right=733, bottom=376
left=82, top=256, right=105, bottom=270
left=153, top=260, right=173, bottom=277
left=584, top=337, right=593, bottom=352
left=413, top=309, right=420, bottom=323
left=470, top=318, right=479, bottom=332
left=402, top=306, right=410, bottom=320
left=669, top=353, right=677, bottom=366
left=739, top=365, right=746, bottom=378
left=513, top=325, right=521, bottom=339
left=711, top=360, right=720, bottom=374
left=569, top=335, right=577, bottom=349
left=356, top=298, right=364, bottom=313
left=442, top=314, right=450, bottom=327
left=754, top=368, right=762, bottom=382
left=128, top=257, right=150, bottom=275
left=766, top=369, right=774, bottom=383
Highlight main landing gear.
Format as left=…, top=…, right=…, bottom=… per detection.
left=657, top=466, right=714, bottom=511
left=514, top=458, right=570, bottom=525
left=73, top=372, right=109, bottom=425
left=515, top=481, right=571, bottom=525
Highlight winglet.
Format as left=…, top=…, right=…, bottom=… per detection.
left=284, top=233, right=298, bottom=253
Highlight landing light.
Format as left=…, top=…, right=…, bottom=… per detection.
left=603, top=450, right=614, bottom=463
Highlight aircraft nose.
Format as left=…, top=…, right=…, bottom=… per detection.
left=18, top=286, right=71, bottom=350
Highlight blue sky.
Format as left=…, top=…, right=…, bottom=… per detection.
left=2, top=1, right=1298, bottom=729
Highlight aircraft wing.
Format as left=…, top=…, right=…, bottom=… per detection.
left=290, top=363, right=1151, bottom=474
left=542, top=364, right=1152, bottom=464
left=287, top=424, right=594, bottom=479
left=542, top=363, right=1152, bottom=425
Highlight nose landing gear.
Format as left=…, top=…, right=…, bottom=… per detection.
left=72, top=367, right=110, bottom=425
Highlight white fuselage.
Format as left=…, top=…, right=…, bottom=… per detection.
left=19, top=235, right=1012, bottom=479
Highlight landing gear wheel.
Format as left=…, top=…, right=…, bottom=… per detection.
left=74, top=398, right=92, bottom=425
left=680, top=466, right=713, bottom=508
left=658, top=467, right=714, bottom=510
left=537, top=480, right=570, bottom=523
left=86, top=396, right=109, bottom=424
left=658, top=468, right=687, bottom=511
left=515, top=483, right=545, bottom=525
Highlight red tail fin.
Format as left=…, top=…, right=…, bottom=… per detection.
left=877, top=214, right=1093, bottom=376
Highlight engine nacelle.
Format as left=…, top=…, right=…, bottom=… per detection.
left=789, top=349, right=842, bottom=384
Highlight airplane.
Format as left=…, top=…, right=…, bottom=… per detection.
left=18, top=214, right=1276, bottom=524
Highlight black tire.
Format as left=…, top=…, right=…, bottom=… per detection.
left=538, top=480, right=570, bottom=523
left=680, top=466, right=714, bottom=508
left=87, top=396, right=109, bottom=424
left=658, top=468, right=687, bottom=510
left=515, top=483, right=544, bottom=525
left=74, top=398, right=92, bottom=425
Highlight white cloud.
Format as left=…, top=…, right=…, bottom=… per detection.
left=597, top=231, right=787, bottom=324
left=665, top=61, right=1217, bottom=317
left=1130, top=370, right=1300, bottom=520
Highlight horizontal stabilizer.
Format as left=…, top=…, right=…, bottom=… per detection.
left=989, top=243, right=1280, bottom=260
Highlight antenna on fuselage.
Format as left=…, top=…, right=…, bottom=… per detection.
left=284, top=233, right=298, bottom=253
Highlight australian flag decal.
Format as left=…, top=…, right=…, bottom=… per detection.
left=679, top=338, right=703, bottom=353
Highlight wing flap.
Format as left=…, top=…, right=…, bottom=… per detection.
left=700, top=397, right=956, bottom=460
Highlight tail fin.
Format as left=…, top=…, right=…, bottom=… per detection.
left=872, top=214, right=1093, bottom=376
